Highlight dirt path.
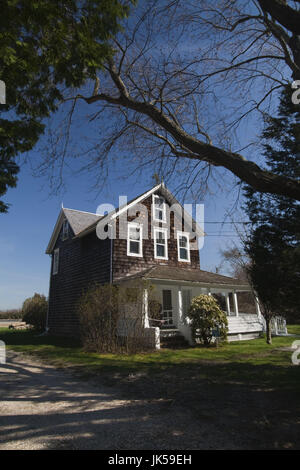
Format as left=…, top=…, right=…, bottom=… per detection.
left=0, top=351, right=218, bottom=450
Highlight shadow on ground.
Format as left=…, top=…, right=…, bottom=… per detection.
left=0, top=350, right=299, bottom=450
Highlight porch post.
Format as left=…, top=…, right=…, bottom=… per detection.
left=225, top=293, right=231, bottom=316
left=233, top=291, right=239, bottom=317
left=254, top=294, right=262, bottom=319
left=178, top=286, right=183, bottom=324
left=143, top=288, right=149, bottom=327
left=273, top=318, right=278, bottom=336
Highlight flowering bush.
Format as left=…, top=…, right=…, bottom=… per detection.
left=187, top=294, right=228, bottom=346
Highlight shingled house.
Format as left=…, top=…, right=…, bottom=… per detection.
left=46, top=182, right=267, bottom=348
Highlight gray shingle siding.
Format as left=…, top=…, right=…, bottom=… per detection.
left=48, top=227, right=111, bottom=336
left=46, top=184, right=203, bottom=337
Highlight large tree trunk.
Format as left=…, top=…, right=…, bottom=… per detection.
left=258, top=0, right=300, bottom=79
left=258, top=0, right=300, bottom=36
left=289, top=34, right=300, bottom=80
left=265, top=317, right=272, bottom=345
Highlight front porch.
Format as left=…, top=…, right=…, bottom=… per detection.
left=116, top=265, right=287, bottom=349
left=144, top=281, right=264, bottom=347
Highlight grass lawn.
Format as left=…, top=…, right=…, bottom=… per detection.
left=1, top=325, right=300, bottom=449
left=1, top=325, right=300, bottom=388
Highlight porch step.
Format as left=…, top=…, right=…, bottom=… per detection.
left=160, top=328, right=181, bottom=337
left=160, top=329, right=189, bottom=349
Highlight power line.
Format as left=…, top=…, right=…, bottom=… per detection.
left=205, top=232, right=246, bottom=235
left=204, top=221, right=250, bottom=224
left=204, top=235, right=243, bottom=237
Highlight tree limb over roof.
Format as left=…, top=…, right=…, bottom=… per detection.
left=50, top=1, right=300, bottom=201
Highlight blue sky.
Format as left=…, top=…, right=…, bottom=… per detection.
left=1, top=0, right=273, bottom=310
left=0, top=149, right=245, bottom=310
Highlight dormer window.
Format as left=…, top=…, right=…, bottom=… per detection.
left=127, top=223, right=143, bottom=257
left=62, top=219, right=69, bottom=240
left=177, top=232, right=190, bottom=262
left=152, top=194, right=166, bottom=222
left=154, top=227, right=168, bottom=260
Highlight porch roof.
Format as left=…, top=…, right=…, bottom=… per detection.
left=114, top=265, right=251, bottom=290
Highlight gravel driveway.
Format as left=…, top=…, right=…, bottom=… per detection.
left=1, top=350, right=299, bottom=450
left=0, top=351, right=209, bottom=450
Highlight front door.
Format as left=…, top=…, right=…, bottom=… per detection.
left=162, top=289, right=174, bottom=327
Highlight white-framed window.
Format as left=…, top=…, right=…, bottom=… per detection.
left=127, top=223, right=143, bottom=257
left=154, top=227, right=168, bottom=260
left=52, top=248, right=59, bottom=275
left=177, top=231, right=190, bottom=262
left=152, top=194, right=166, bottom=222
left=62, top=219, right=69, bottom=240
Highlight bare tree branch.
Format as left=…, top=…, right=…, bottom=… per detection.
left=44, top=0, right=300, bottom=202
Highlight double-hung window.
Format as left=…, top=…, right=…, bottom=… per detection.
left=127, top=223, right=143, bottom=257
left=154, top=227, right=168, bottom=260
left=52, top=248, right=59, bottom=275
left=152, top=194, right=166, bottom=222
left=177, top=231, right=190, bottom=262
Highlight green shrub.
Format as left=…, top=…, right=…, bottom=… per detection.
left=22, top=293, right=48, bottom=331
left=187, top=294, right=228, bottom=346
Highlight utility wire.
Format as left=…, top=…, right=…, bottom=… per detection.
left=204, top=221, right=250, bottom=224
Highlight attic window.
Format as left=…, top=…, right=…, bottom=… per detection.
left=177, top=232, right=190, bottom=262
left=62, top=219, right=69, bottom=240
left=127, top=223, right=143, bottom=257
left=53, top=248, right=59, bottom=275
left=152, top=194, right=166, bottom=222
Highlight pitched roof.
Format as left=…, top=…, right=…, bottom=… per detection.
left=76, top=183, right=163, bottom=238
left=114, top=265, right=250, bottom=289
left=76, top=182, right=205, bottom=238
left=45, top=208, right=102, bottom=254
left=46, top=182, right=205, bottom=253
left=63, top=208, right=102, bottom=236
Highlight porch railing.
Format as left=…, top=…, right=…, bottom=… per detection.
left=261, top=316, right=288, bottom=335
left=148, top=318, right=166, bottom=328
